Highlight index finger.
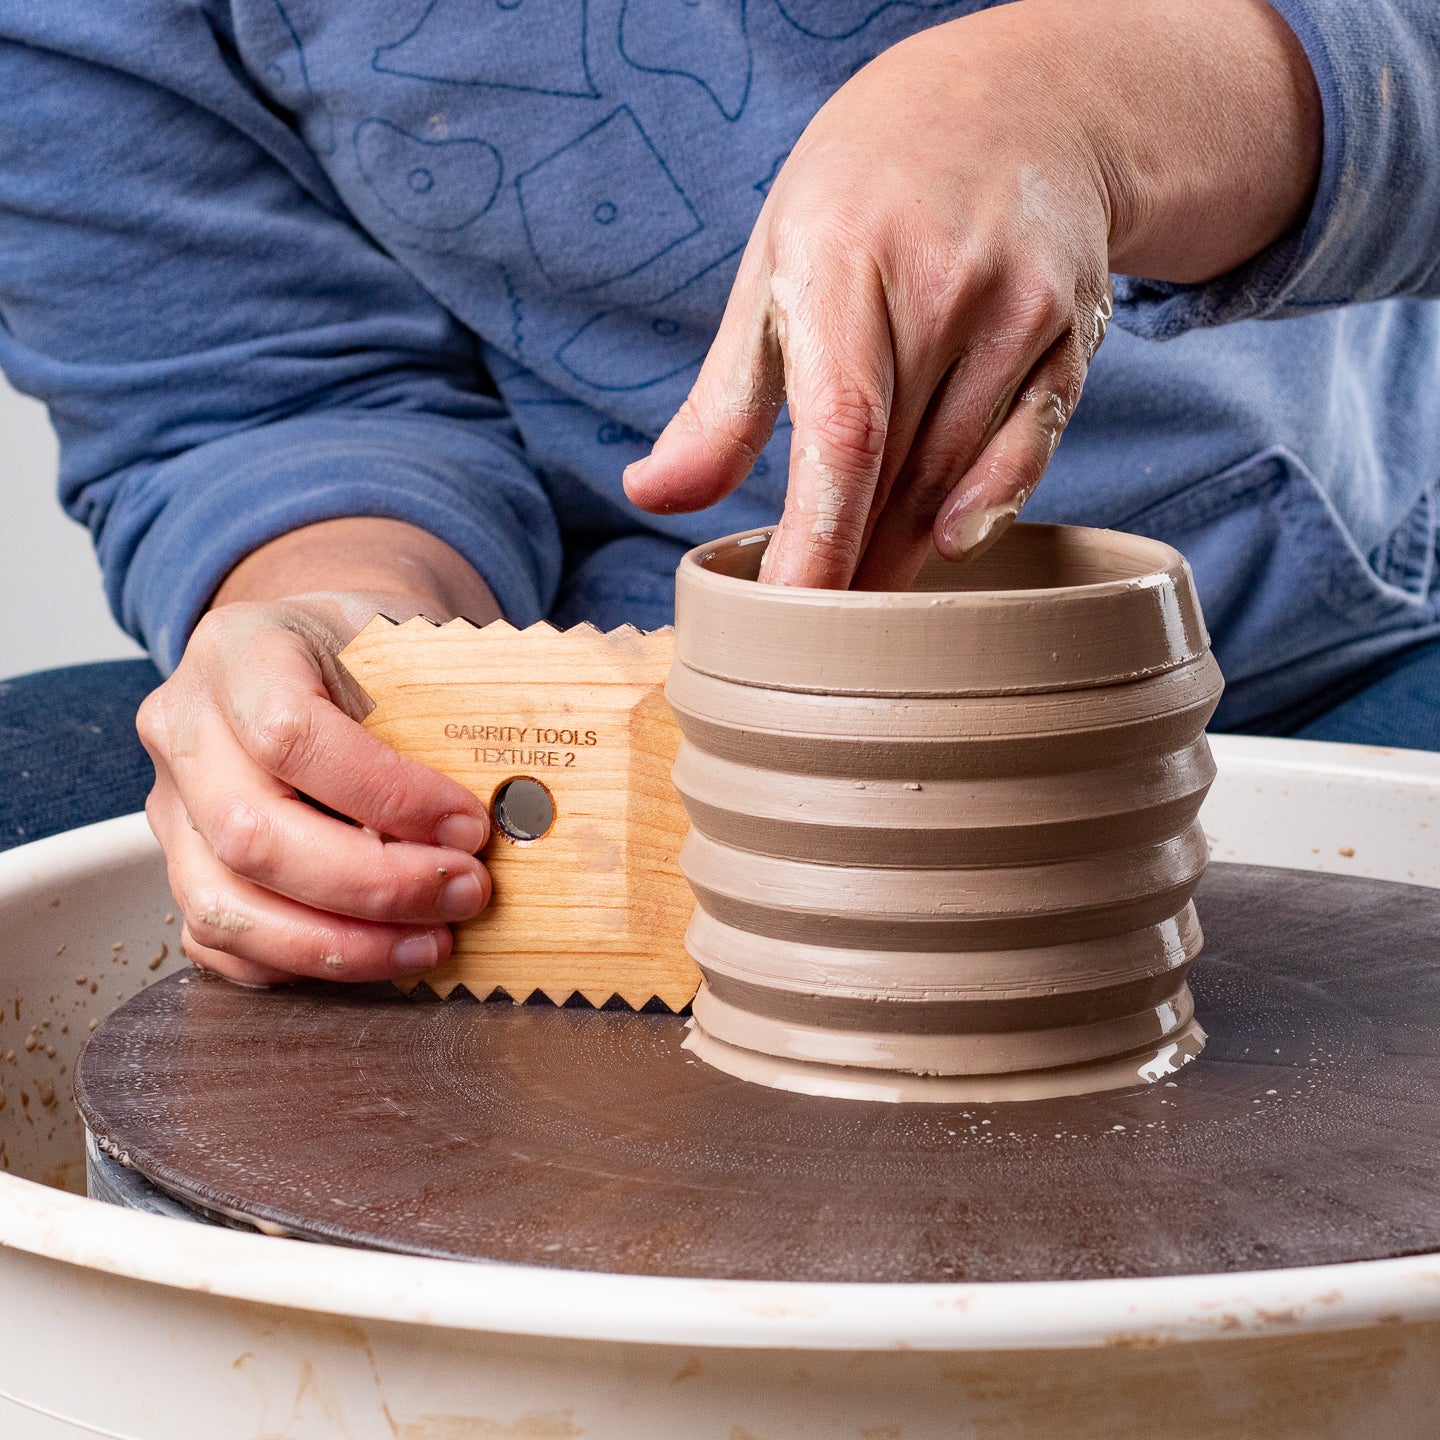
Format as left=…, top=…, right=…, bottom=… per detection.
left=224, top=631, right=490, bottom=848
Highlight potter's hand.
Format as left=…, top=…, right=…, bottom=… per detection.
left=137, top=520, right=498, bottom=986
left=624, top=0, right=1320, bottom=589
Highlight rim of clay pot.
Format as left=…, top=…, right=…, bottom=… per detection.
left=674, top=524, right=1210, bottom=696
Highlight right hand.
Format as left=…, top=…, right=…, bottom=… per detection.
left=138, top=591, right=494, bottom=987
left=626, top=0, right=1321, bottom=592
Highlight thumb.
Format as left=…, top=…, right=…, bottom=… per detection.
left=624, top=257, right=785, bottom=515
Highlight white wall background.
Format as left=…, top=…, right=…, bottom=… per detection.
left=0, top=373, right=144, bottom=679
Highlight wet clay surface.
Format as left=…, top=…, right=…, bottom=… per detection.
left=76, top=864, right=1440, bottom=1283
left=671, top=526, right=1223, bottom=1087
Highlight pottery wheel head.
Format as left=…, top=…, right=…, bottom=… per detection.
left=76, top=865, right=1440, bottom=1284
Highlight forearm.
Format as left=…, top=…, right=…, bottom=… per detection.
left=213, top=518, right=502, bottom=629
left=1077, top=0, right=1323, bottom=281
left=907, top=0, right=1323, bottom=284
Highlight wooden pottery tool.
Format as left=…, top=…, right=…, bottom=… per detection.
left=338, top=618, right=698, bottom=1010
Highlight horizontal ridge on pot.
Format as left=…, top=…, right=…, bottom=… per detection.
left=669, top=732, right=1216, bottom=867
left=668, top=524, right=1224, bottom=1101
left=680, top=822, right=1210, bottom=949
left=666, top=658, right=1224, bottom=777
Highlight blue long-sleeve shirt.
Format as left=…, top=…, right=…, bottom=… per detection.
left=0, top=1, right=1437, bottom=728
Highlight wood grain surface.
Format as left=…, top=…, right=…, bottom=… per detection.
left=338, top=617, right=699, bottom=1010
left=76, top=865, right=1440, bottom=1283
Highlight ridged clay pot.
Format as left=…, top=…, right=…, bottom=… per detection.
left=668, top=524, right=1225, bottom=1101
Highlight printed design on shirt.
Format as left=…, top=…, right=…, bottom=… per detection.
left=754, top=151, right=787, bottom=196
left=618, top=0, right=752, bottom=122
left=597, top=418, right=653, bottom=446
left=373, top=0, right=600, bottom=99
left=484, top=344, right=588, bottom=406
left=517, top=106, right=702, bottom=292
left=775, top=0, right=953, bottom=41
left=354, top=120, right=503, bottom=231
left=500, top=268, right=526, bottom=354
left=556, top=242, right=744, bottom=390
left=255, top=0, right=336, bottom=152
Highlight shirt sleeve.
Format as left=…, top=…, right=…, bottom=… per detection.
left=0, top=11, right=562, bottom=673
left=1112, top=0, right=1440, bottom=340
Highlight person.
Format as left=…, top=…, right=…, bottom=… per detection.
left=0, top=0, right=1435, bottom=985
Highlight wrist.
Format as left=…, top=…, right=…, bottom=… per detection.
left=271, top=589, right=470, bottom=639
left=211, top=518, right=501, bottom=628
left=1020, top=0, right=1322, bottom=282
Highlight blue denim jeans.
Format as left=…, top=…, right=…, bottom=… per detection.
left=0, top=659, right=162, bottom=851
left=2, top=643, right=1438, bottom=854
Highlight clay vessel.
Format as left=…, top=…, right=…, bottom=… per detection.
left=667, top=524, right=1224, bottom=1101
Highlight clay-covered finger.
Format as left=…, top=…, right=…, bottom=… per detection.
left=852, top=247, right=1031, bottom=575
left=163, top=811, right=453, bottom=983
left=851, top=262, right=1083, bottom=589
left=180, top=925, right=296, bottom=988
left=167, top=703, right=490, bottom=924
left=851, top=346, right=1031, bottom=590
left=623, top=243, right=786, bottom=515
left=932, top=326, right=1093, bottom=563
left=147, top=784, right=299, bottom=989
left=218, top=627, right=490, bottom=850
left=756, top=259, right=894, bottom=588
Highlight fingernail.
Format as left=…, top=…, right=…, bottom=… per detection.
left=436, top=812, right=488, bottom=853
left=392, top=929, right=440, bottom=972
left=438, top=872, right=485, bottom=920
left=941, top=502, right=1021, bottom=561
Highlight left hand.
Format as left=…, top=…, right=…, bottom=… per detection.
left=623, top=0, right=1321, bottom=589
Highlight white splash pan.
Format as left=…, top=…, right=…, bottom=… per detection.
left=0, top=734, right=1437, bottom=1439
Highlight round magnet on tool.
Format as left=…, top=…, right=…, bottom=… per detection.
left=492, top=776, right=555, bottom=842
